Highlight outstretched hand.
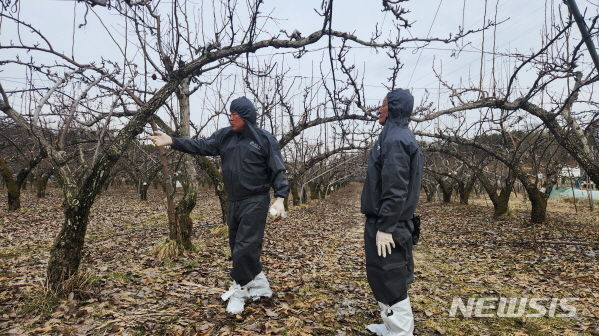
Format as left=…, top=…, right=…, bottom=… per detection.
left=148, top=131, right=173, bottom=147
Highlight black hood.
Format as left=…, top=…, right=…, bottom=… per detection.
left=230, top=96, right=265, bottom=148
left=386, top=88, right=413, bottom=127
left=230, top=96, right=257, bottom=125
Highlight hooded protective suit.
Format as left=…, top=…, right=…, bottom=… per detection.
left=361, top=89, right=423, bottom=306
left=171, top=97, right=289, bottom=286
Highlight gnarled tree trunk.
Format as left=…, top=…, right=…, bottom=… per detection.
left=0, top=156, right=20, bottom=210
left=35, top=169, right=53, bottom=198
left=436, top=178, right=453, bottom=203
left=309, top=182, right=320, bottom=200
left=527, top=187, right=548, bottom=224
left=290, top=182, right=300, bottom=206
left=494, top=188, right=510, bottom=217
left=139, top=181, right=150, bottom=201
left=456, top=174, right=477, bottom=205
left=46, top=200, right=90, bottom=291
left=422, top=182, right=436, bottom=202
left=171, top=79, right=198, bottom=250
left=0, top=155, right=45, bottom=210
left=174, top=171, right=196, bottom=250
left=301, top=186, right=308, bottom=204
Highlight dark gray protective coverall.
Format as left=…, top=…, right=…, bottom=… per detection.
left=171, top=97, right=289, bottom=286
left=360, top=89, right=424, bottom=306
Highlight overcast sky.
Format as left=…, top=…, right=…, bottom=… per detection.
left=1, top=0, right=597, bottom=140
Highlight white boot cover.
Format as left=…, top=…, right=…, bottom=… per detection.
left=247, top=272, right=273, bottom=301
left=221, top=282, right=249, bottom=314
left=367, top=298, right=414, bottom=336
left=366, top=322, right=390, bottom=336
left=382, top=297, right=414, bottom=336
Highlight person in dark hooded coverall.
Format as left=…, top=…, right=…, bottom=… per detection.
left=149, top=97, right=289, bottom=314
left=361, top=89, right=423, bottom=336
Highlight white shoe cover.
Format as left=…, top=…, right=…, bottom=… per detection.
left=247, top=272, right=273, bottom=301
left=366, top=297, right=414, bottom=336
left=366, top=323, right=389, bottom=336
left=221, top=282, right=249, bottom=314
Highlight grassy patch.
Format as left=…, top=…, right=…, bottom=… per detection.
left=0, top=250, right=20, bottom=259
left=209, top=224, right=228, bottom=238
left=19, top=290, right=59, bottom=317
left=190, top=213, right=205, bottom=221
left=105, top=271, right=138, bottom=283
left=191, top=239, right=206, bottom=253
left=162, top=258, right=176, bottom=268
left=131, top=325, right=147, bottom=336
left=153, top=240, right=184, bottom=259
left=56, top=270, right=98, bottom=299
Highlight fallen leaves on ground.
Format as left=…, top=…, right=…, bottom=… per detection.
left=0, top=184, right=597, bottom=335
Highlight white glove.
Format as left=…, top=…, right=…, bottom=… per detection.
left=268, top=197, right=287, bottom=219
left=148, top=130, right=173, bottom=147
left=376, top=231, right=395, bottom=258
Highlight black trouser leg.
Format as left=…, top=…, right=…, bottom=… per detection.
left=227, top=200, right=238, bottom=255
left=227, top=194, right=270, bottom=286
left=364, top=218, right=414, bottom=306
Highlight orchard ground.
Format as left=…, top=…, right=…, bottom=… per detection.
left=1, top=183, right=597, bottom=335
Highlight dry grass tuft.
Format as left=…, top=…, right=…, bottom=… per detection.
left=152, top=239, right=184, bottom=259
